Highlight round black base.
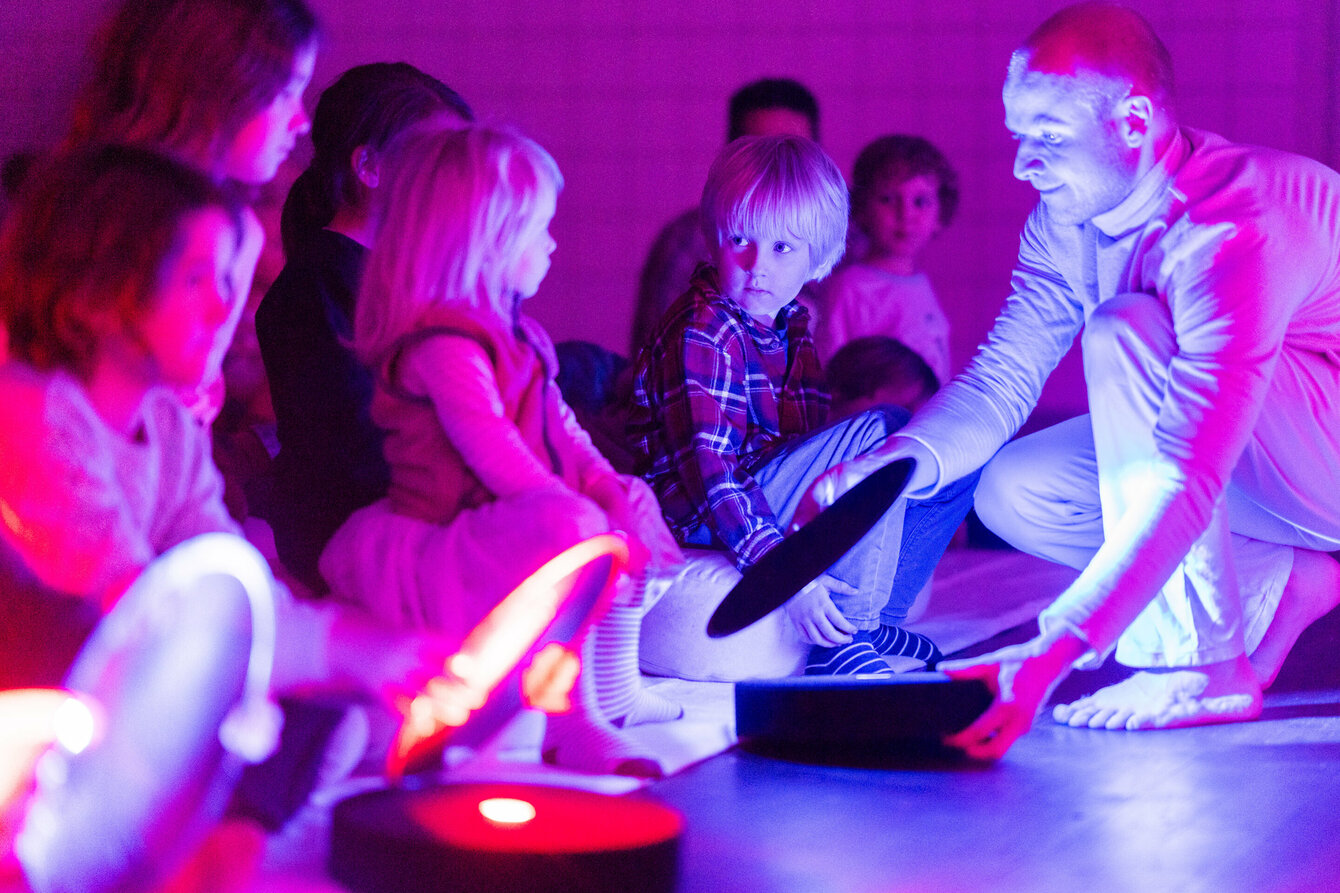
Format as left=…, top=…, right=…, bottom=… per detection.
left=330, top=782, right=682, bottom=893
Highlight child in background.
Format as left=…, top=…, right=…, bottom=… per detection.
left=812, top=135, right=959, bottom=384
left=630, top=135, right=976, bottom=676
left=257, top=63, right=474, bottom=592
left=67, top=0, right=320, bottom=424
left=826, top=335, right=940, bottom=419
left=319, top=125, right=684, bottom=777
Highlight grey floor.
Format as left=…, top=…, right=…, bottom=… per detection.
left=649, top=606, right=1340, bottom=893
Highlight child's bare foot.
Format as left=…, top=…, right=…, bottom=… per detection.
left=1249, top=549, right=1340, bottom=689
left=1051, top=653, right=1262, bottom=730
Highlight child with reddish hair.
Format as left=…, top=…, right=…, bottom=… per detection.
left=68, top=0, right=320, bottom=423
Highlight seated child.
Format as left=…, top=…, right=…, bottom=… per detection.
left=629, top=135, right=977, bottom=675
left=0, top=146, right=456, bottom=832
left=318, top=124, right=684, bottom=777
left=257, top=62, right=475, bottom=592
left=827, top=334, right=940, bottom=418
left=812, top=134, right=959, bottom=384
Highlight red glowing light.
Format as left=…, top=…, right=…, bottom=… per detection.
left=407, top=784, right=682, bottom=853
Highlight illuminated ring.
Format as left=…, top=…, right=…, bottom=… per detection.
left=15, top=533, right=279, bottom=893
left=389, top=533, right=629, bottom=779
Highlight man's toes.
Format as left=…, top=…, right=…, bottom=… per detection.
left=1053, top=697, right=1092, bottom=724
left=1121, top=710, right=1151, bottom=730
left=1061, top=703, right=1099, bottom=727
left=1052, top=702, right=1077, bottom=724
left=1084, top=707, right=1120, bottom=729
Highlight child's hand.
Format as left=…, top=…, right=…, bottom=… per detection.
left=585, top=475, right=684, bottom=577
left=784, top=573, right=858, bottom=646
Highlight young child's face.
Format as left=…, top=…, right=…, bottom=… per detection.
left=857, top=172, right=941, bottom=270
left=509, top=195, right=557, bottom=300
left=138, top=208, right=236, bottom=390
left=221, top=43, right=316, bottom=185
left=715, top=227, right=813, bottom=324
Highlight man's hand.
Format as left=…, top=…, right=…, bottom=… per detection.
left=784, top=573, right=858, bottom=646
left=938, top=628, right=1088, bottom=760
left=792, top=436, right=938, bottom=533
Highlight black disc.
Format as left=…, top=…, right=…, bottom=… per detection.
left=708, top=458, right=914, bottom=638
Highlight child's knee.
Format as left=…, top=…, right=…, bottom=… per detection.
left=846, top=404, right=911, bottom=449
left=523, top=489, right=613, bottom=545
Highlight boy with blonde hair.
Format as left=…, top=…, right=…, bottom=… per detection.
left=630, top=135, right=977, bottom=675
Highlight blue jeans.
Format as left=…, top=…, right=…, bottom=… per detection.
left=683, top=407, right=979, bottom=628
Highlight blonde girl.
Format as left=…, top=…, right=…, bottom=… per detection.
left=322, top=125, right=684, bottom=777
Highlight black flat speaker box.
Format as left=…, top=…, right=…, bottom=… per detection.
left=735, top=672, right=993, bottom=765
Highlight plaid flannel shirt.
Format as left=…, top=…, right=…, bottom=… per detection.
left=629, top=264, right=829, bottom=570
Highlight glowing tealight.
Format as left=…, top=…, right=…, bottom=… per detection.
left=478, top=797, right=536, bottom=826
left=53, top=696, right=96, bottom=755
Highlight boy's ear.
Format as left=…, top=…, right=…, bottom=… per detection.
left=809, top=258, right=835, bottom=283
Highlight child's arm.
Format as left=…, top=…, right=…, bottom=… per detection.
left=397, top=334, right=566, bottom=497
left=655, top=327, right=788, bottom=571
left=0, top=373, right=160, bottom=603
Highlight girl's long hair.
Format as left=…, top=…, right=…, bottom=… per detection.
left=68, top=0, right=319, bottom=176
left=355, top=124, right=562, bottom=365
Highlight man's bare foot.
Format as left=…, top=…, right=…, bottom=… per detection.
left=1051, top=653, right=1262, bottom=730
left=1249, top=549, right=1340, bottom=689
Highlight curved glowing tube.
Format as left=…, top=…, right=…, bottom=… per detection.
left=389, top=533, right=628, bottom=778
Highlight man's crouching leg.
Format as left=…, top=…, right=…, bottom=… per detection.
left=1248, top=548, right=1340, bottom=689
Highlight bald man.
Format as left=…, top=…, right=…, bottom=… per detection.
left=803, top=1, right=1340, bottom=757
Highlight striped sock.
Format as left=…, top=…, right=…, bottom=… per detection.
left=804, top=632, right=895, bottom=677
left=593, top=579, right=683, bottom=727
left=870, top=624, right=943, bottom=668
left=541, top=632, right=664, bottom=778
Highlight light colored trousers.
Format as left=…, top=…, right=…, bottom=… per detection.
left=975, top=293, right=1340, bottom=667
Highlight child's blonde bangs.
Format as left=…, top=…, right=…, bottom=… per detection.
left=700, top=136, right=848, bottom=281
